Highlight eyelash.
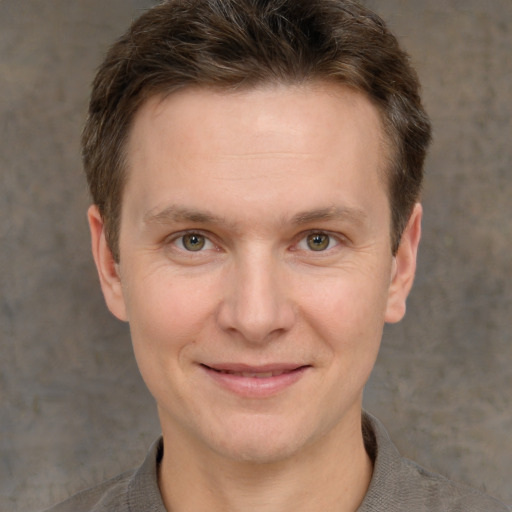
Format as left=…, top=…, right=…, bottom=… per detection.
left=168, top=230, right=216, bottom=253
left=296, top=232, right=341, bottom=252
left=167, top=230, right=344, bottom=254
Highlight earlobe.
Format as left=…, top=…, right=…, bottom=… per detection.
left=87, top=205, right=128, bottom=322
left=384, top=203, right=422, bottom=324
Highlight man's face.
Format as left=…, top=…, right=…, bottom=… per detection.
left=91, top=83, right=420, bottom=463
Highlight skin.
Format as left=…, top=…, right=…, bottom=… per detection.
left=89, top=82, right=421, bottom=512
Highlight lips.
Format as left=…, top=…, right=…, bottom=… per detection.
left=202, top=363, right=306, bottom=376
left=200, top=363, right=309, bottom=397
left=210, top=368, right=298, bottom=378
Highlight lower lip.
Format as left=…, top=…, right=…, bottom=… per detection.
left=201, top=366, right=309, bottom=398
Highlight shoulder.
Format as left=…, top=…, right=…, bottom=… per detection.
left=42, top=437, right=166, bottom=512
left=41, top=469, right=135, bottom=512
left=398, top=455, right=510, bottom=512
left=359, top=412, right=510, bottom=512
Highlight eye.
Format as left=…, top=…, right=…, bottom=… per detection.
left=297, top=232, right=339, bottom=252
left=176, top=233, right=213, bottom=252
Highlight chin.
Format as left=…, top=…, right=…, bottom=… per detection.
left=203, top=413, right=315, bottom=464
left=214, top=435, right=305, bottom=464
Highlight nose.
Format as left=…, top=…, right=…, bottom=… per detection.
left=216, top=248, right=296, bottom=344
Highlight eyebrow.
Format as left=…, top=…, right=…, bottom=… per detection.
left=143, top=204, right=367, bottom=228
left=143, top=205, right=228, bottom=225
left=291, top=206, right=367, bottom=226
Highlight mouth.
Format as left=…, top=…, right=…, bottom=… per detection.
left=199, top=363, right=310, bottom=397
left=205, top=367, right=303, bottom=378
left=202, top=363, right=308, bottom=375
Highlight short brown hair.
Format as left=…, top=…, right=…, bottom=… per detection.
left=83, top=0, right=431, bottom=261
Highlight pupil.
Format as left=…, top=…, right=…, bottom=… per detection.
left=308, top=233, right=329, bottom=251
left=184, top=234, right=205, bottom=251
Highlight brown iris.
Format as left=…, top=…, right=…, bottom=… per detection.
left=182, top=233, right=206, bottom=251
left=307, top=233, right=330, bottom=251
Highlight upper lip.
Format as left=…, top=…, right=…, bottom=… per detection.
left=201, top=363, right=309, bottom=373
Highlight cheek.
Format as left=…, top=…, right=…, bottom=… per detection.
left=296, top=268, right=389, bottom=367
left=123, top=271, right=220, bottom=366
left=300, top=270, right=389, bottom=327
left=124, top=272, right=223, bottom=422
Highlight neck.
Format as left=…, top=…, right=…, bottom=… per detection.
left=158, top=412, right=373, bottom=512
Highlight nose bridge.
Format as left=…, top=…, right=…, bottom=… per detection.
left=217, top=243, right=294, bottom=343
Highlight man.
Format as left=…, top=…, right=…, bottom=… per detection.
left=46, top=0, right=509, bottom=510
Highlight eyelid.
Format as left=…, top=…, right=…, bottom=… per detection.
left=293, top=230, right=346, bottom=252
left=163, top=228, right=347, bottom=253
left=166, top=229, right=218, bottom=251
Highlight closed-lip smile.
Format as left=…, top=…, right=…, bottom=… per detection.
left=200, top=363, right=310, bottom=397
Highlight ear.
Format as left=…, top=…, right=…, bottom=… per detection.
left=88, top=205, right=128, bottom=322
left=385, top=203, right=422, bottom=324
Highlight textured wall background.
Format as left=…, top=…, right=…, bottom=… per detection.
left=1, top=1, right=510, bottom=510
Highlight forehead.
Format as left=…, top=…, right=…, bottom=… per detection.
left=122, top=82, right=390, bottom=230
left=132, top=82, right=385, bottom=148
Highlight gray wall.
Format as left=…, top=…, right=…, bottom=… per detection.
left=1, top=1, right=510, bottom=510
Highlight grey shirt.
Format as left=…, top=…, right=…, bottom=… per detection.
left=44, top=413, right=509, bottom=511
